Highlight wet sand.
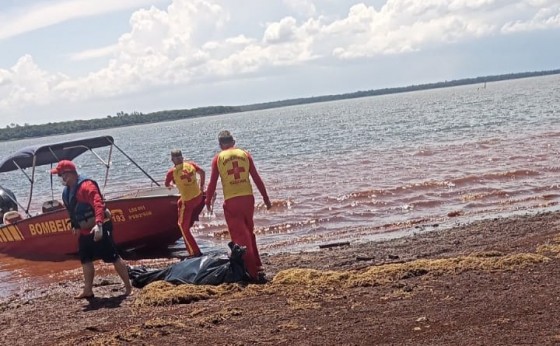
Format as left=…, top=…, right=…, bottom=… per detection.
left=1, top=210, right=560, bottom=345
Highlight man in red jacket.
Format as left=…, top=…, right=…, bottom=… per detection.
left=205, top=131, right=272, bottom=282
left=52, top=160, right=132, bottom=299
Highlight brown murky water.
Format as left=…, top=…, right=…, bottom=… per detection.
left=1, top=74, right=559, bottom=297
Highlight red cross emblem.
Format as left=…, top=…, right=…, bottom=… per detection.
left=181, top=170, right=194, bottom=182
left=227, top=161, right=245, bottom=179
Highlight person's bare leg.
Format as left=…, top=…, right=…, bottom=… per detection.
left=113, top=258, right=133, bottom=295
left=75, top=262, right=95, bottom=298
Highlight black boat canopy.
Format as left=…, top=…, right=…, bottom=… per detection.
left=0, top=136, right=114, bottom=173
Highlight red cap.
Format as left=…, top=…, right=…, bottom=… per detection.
left=50, top=160, right=77, bottom=175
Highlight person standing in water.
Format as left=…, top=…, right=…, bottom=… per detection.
left=205, top=131, right=272, bottom=282
left=165, top=149, right=205, bottom=257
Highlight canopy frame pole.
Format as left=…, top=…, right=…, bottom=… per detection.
left=27, top=156, right=36, bottom=215
left=1, top=167, right=30, bottom=217
left=101, top=144, right=114, bottom=192
left=58, top=143, right=111, bottom=191
left=107, top=138, right=160, bottom=187
left=10, top=160, right=34, bottom=218
left=47, top=148, right=61, bottom=203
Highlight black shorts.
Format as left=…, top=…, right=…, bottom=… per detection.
left=78, top=221, right=120, bottom=264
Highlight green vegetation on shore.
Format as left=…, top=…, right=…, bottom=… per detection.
left=1, top=68, right=558, bottom=142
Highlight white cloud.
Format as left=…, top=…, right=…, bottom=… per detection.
left=0, top=55, right=68, bottom=111
left=283, top=0, right=316, bottom=17
left=263, top=17, right=298, bottom=44
left=1, top=0, right=559, bottom=125
left=69, top=45, right=118, bottom=61
left=0, top=0, right=165, bottom=40
left=501, top=1, right=560, bottom=33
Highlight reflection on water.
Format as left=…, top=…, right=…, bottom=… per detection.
left=0, top=74, right=559, bottom=297
left=0, top=241, right=224, bottom=299
left=0, top=254, right=79, bottom=298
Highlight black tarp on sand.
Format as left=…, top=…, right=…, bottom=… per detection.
left=129, top=242, right=249, bottom=288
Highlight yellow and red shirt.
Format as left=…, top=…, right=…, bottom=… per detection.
left=165, top=161, right=202, bottom=201
left=217, top=148, right=253, bottom=199
left=206, top=147, right=269, bottom=203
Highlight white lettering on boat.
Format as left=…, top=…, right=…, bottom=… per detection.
left=127, top=205, right=153, bottom=221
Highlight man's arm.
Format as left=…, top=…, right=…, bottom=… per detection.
left=76, top=180, right=106, bottom=224
left=247, top=153, right=271, bottom=209
left=205, top=156, right=219, bottom=211
left=198, top=168, right=205, bottom=192
left=191, top=162, right=205, bottom=192
left=164, top=168, right=174, bottom=188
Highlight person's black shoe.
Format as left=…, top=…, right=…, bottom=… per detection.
left=252, top=271, right=268, bottom=285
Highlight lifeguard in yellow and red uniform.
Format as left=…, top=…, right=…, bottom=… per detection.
left=165, top=149, right=205, bottom=257
left=205, top=131, right=272, bottom=282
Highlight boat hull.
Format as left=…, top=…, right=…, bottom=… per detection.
left=0, top=194, right=181, bottom=260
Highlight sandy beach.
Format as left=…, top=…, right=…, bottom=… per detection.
left=1, top=210, right=560, bottom=345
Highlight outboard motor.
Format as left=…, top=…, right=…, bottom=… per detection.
left=0, top=185, right=18, bottom=217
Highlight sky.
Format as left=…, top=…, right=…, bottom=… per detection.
left=0, top=0, right=559, bottom=127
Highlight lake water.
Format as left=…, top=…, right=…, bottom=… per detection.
left=1, top=74, right=559, bottom=297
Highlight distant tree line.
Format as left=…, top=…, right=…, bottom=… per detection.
left=1, top=68, right=559, bottom=142
left=239, top=69, right=560, bottom=111
left=0, top=106, right=241, bottom=141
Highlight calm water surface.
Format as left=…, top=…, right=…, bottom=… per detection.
left=1, top=74, right=559, bottom=296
